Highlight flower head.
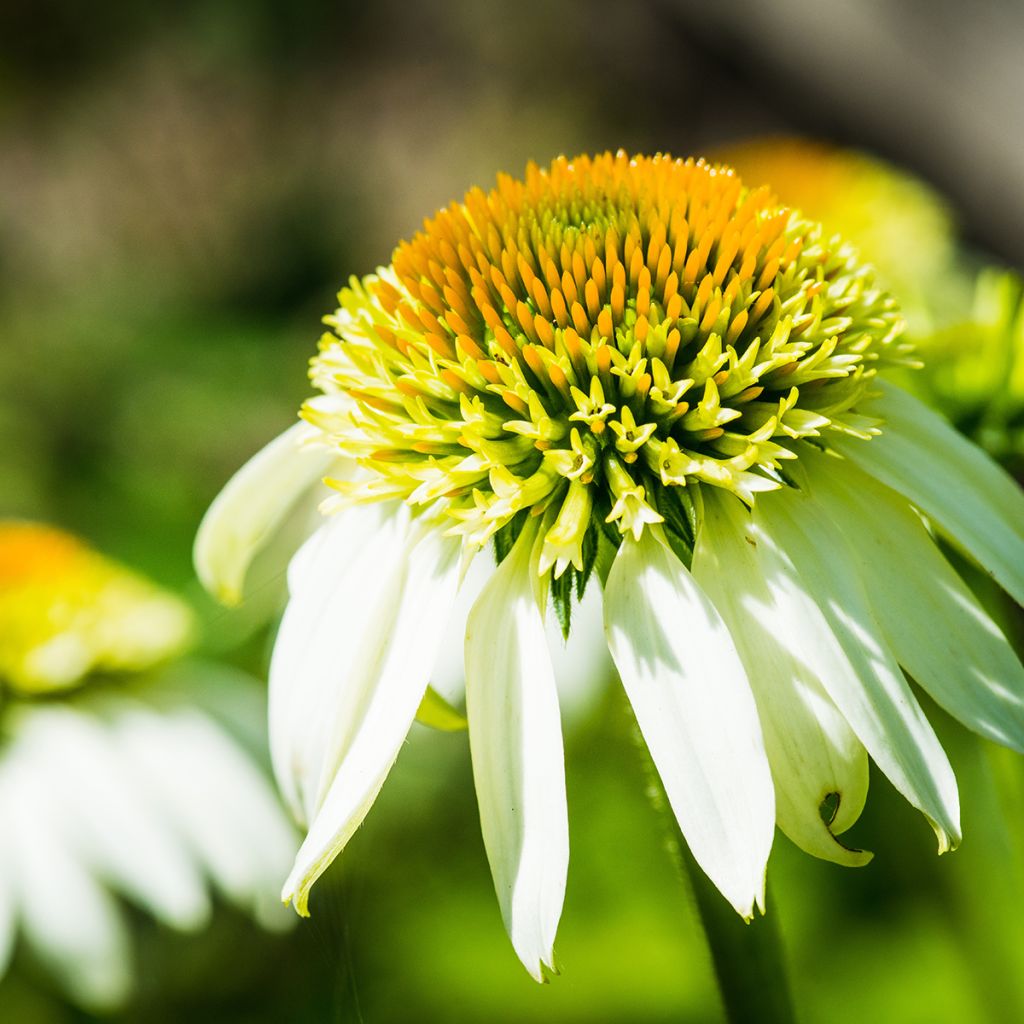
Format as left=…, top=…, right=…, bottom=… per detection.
left=197, top=152, right=1024, bottom=982
left=0, top=523, right=296, bottom=1009
left=307, top=152, right=909, bottom=568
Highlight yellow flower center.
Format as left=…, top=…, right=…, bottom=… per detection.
left=308, top=151, right=910, bottom=581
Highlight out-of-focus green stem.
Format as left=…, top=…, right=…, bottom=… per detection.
left=676, top=835, right=797, bottom=1024
left=638, top=737, right=797, bottom=1024
left=630, top=701, right=797, bottom=1023
left=986, top=743, right=1024, bottom=881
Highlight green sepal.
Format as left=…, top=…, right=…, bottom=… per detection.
left=493, top=509, right=529, bottom=565
left=415, top=685, right=467, bottom=731
left=576, top=524, right=598, bottom=602
left=550, top=569, right=574, bottom=640
left=657, top=484, right=698, bottom=569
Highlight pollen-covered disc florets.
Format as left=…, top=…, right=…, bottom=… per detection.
left=308, top=151, right=910, bottom=581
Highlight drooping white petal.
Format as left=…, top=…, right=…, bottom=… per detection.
left=464, top=525, right=569, bottom=981
left=546, top=581, right=615, bottom=723
left=806, top=452, right=1024, bottom=752
left=429, top=548, right=612, bottom=723
left=694, top=489, right=871, bottom=867
left=3, top=753, right=131, bottom=1010
left=282, top=521, right=462, bottom=915
left=269, top=503, right=406, bottom=822
left=832, top=380, right=1024, bottom=605
left=194, top=421, right=340, bottom=605
left=429, top=545, right=494, bottom=703
left=603, top=528, right=775, bottom=918
left=755, top=481, right=961, bottom=851
left=15, top=705, right=210, bottom=930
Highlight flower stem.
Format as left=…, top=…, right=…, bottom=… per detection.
left=674, top=834, right=798, bottom=1024
left=635, top=729, right=798, bottom=1024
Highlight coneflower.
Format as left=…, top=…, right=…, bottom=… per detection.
left=197, top=151, right=1024, bottom=982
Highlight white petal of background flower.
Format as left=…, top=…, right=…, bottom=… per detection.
left=833, top=381, right=1024, bottom=605
left=0, top=784, right=20, bottom=980
left=15, top=706, right=211, bottom=930
left=194, top=421, right=339, bottom=605
left=756, top=480, right=962, bottom=852
left=109, top=701, right=296, bottom=928
left=694, top=489, right=871, bottom=866
left=282, top=519, right=462, bottom=915
left=3, top=752, right=131, bottom=1010
left=808, top=453, right=1024, bottom=751
left=604, top=528, right=776, bottom=919
left=464, top=525, right=569, bottom=981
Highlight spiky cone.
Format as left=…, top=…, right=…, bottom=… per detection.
left=197, top=152, right=1024, bottom=984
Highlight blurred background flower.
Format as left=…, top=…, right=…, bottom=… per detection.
left=720, top=137, right=1024, bottom=482
left=718, top=137, right=961, bottom=330
left=0, top=523, right=296, bottom=1012
left=2, top=1, right=1024, bottom=1021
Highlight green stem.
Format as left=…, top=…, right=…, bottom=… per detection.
left=675, top=835, right=797, bottom=1024
left=637, top=735, right=797, bottom=1024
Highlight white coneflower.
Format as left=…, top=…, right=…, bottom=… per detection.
left=196, top=152, right=1024, bottom=982
left=0, top=522, right=296, bottom=1010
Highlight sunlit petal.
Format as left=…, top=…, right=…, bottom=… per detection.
left=465, top=525, right=569, bottom=979
left=194, top=421, right=339, bottom=605
left=283, top=522, right=462, bottom=914
left=756, top=482, right=961, bottom=852
left=694, top=489, right=871, bottom=866
left=604, top=528, right=775, bottom=918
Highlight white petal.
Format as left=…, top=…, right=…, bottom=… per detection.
left=269, top=504, right=405, bottom=822
left=545, top=580, right=615, bottom=723
left=464, top=526, right=569, bottom=981
left=194, top=421, right=339, bottom=605
left=755, top=480, right=961, bottom=851
left=429, top=548, right=613, bottom=722
left=157, top=659, right=270, bottom=757
left=832, top=380, right=1024, bottom=605
left=693, top=489, right=871, bottom=867
left=282, top=521, right=462, bottom=914
left=3, top=751, right=131, bottom=1010
left=603, top=528, right=775, bottom=918
left=15, top=705, right=210, bottom=930
left=109, top=702, right=296, bottom=919
left=806, top=452, right=1024, bottom=751
left=0, top=773, right=18, bottom=978
left=428, top=545, right=494, bottom=704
